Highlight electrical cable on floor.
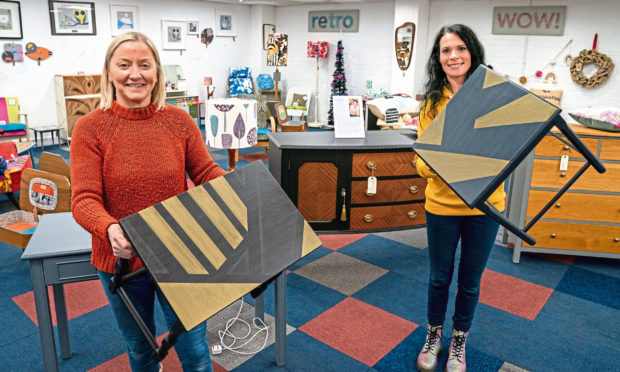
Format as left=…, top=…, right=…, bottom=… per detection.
left=217, top=298, right=269, bottom=355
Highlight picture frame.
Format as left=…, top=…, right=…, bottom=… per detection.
left=161, top=19, right=186, bottom=50
left=0, top=0, right=22, bottom=39
left=48, top=1, right=97, bottom=36
left=109, top=4, right=139, bottom=36
left=187, top=19, right=199, bottom=35
left=262, top=23, right=275, bottom=50
left=215, top=9, right=235, bottom=37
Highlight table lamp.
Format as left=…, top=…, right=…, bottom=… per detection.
left=205, top=98, right=258, bottom=170
left=307, top=41, right=328, bottom=128
left=266, top=33, right=288, bottom=102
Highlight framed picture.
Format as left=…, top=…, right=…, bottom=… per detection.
left=187, top=19, right=199, bottom=35
left=48, top=1, right=96, bottom=35
left=215, top=9, right=235, bottom=37
left=262, top=23, right=274, bottom=50
left=0, top=1, right=22, bottom=39
left=161, top=19, right=186, bottom=50
left=110, top=4, right=138, bottom=36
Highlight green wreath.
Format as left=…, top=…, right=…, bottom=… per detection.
left=567, top=49, right=615, bottom=88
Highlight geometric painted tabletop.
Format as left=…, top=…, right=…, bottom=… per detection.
left=120, top=161, right=322, bottom=331
left=413, top=65, right=560, bottom=208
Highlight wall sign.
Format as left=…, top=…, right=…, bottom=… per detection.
left=308, top=10, right=359, bottom=32
left=492, top=6, right=566, bottom=36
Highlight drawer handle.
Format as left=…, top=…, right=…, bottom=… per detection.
left=614, top=238, right=620, bottom=243
left=408, top=211, right=417, bottom=219
left=411, top=160, right=416, bottom=168
left=367, top=161, right=376, bottom=170
left=560, top=173, right=566, bottom=177
left=563, top=145, right=569, bottom=150
left=555, top=203, right=561, bottom=208
left=364, top=214, right=373, bottom=223
left=551, top=233, right=557, bottom=238
left=409, top=185, right=418, bottom=194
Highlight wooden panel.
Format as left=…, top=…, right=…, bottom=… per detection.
left=523, top=220, right=620, bottom=253
left=351, top=177, right=426, bottom=204
left=65, top=97, right=101, bottom=137
left=558, top=123, right=620, bottom=138
left=352, top=152, right=417, bottom=177
left=600, top=138, right=620, bottom=160
left=534, top=135, right=598, bottom=159
left=530, top=159, right=620, bottom=192
left=62, top=75, right=101, bottom=96
left=350, top=203, right=425, bottom=230
left=526, top=190, right=620, bottom=223
left=297, top=162, right=338, bottom=222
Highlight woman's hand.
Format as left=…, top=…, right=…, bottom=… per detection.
left=107, top=224, right=135, bottom=259
left=415, top=156, right=438, bottom=179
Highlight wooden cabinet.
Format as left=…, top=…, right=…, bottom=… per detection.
left=55, top=75, right=101, bottom=141
left=508, top=124, right=620, bottom=262
left=268, top=131, right=427, bottom=232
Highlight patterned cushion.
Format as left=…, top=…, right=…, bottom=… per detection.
left=569, top=106, right=620, bottom=132
left=229, top=77, right=253, bottom=96
left=230, top=67, right=250, bottom=78
left=257, top=74, right=274, bottom=90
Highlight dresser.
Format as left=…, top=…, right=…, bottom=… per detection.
left=54, top=74, right=101, bottom=141
left=268, top=131, right=427, bottom=232
left=508, top=124, right=620, bottom=262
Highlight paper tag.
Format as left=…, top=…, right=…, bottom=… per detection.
left=8, top=99, right=16, bottom=106
left=559, top=154, right=569, bottom=171
left=367, top=176, right=377, bottom=195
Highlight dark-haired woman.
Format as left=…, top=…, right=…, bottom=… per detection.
left=415, top=24, right=505, bottom=372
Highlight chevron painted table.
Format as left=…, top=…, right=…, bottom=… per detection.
left=118, top=161, right=322, bottom=365
left=413, top=65, right=605, bottom=245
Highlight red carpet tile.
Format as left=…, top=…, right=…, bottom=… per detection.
left=12, top=281, right=108, bottom=326
left=239, top=152, right=268, bottom=163
left=479, top=269, right=554, bottom=321
left=299, top=297, right=418, bottom=366
left=318, top=233, right=368, bottom=250
left=89, top=334, right=227, bottom=372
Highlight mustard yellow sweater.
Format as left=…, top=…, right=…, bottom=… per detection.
left=415, top=86, right=506, bottom=215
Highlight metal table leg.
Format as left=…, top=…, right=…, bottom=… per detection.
left=275, top=271, right=286, bottom=366
left=30, top=260, right=59, bottom=372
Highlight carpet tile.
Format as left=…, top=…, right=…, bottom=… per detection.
left=318, top=233, right=368, bottom=250
left=479, top=269, right=553, bottom=320
left=555, top=265, right=620, bottom=310
left=374, top=227, right=428, bottom=249
left=299, top=297, right=418, bottom=366
left=294, top=251, right=388, bottom=296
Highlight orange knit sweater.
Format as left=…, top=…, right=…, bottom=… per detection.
left=71, top=101, right=226, bottom=274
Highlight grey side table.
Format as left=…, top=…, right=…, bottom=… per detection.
left=30, top=126, right=63, bottom=151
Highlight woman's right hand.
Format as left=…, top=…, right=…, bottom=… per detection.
left=107, top=224, right=135, bottom=259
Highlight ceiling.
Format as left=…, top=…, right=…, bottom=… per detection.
left=207, top=0, right=392, bottom=6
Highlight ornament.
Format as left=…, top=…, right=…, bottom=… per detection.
left=519, top=76, right=527, bottom=84
left=567, top=49, right=614, bottom=88
left=535, top=70, right=543, bottom=77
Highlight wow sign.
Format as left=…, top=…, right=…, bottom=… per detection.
left=492, top=6, right=566, bottom=36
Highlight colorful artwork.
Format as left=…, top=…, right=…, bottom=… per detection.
left=49, top=1, right=96, bottom=35
left=161, top=20, right=186, bottom=50
left=200, top=28, right=214, bottom=48
left=2, top=42, right=22, bottom=64
left=110, top=5, right=139, bottom=36
left=0, top=0, right=22, bottom=39
left=266, top=33, right=288, bottom=67
left=29, top=178, right=58, bottom=211
left=25, top=42, right=52, bottom=65
left=215, top=10, right=235, bottom=37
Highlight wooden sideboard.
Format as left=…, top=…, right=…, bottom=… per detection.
left=507, top=124, right=620, bottom=262
left=55, top=74, right=101, bottom=141
left=268, top=131, right=427, bottom=232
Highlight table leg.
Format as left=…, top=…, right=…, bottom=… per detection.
left=40, top=132, right=45, bottom=152
left=30, top=260, right=59, bottom=372
left=52, top=284, right=72, bottom=359
left=227, top=149, right=238, bottom=171
left=275, top=271, right=286, bottom=366
left=254, top=293, right=264, bottom=321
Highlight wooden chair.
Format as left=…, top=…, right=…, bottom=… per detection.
left=272, top=101, right=307, bottom=132
left=39, top=152, right=71, bottom=181
left=0, top=97, right=31, bottom=142
left=0, top=168, right=71, bottom=248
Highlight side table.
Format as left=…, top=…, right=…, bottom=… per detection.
left=16, top=140, right=37, bottom=167
left=31, top=126, right=63, bottom=151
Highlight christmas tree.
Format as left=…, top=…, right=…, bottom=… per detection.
left=327, top=40, right=348, bottom=126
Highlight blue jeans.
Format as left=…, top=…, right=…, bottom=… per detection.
left=425, top=212, right=499, bottom=332
left=99, top=271, right=213, bottom=372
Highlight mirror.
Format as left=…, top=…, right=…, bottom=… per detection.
left=263, top=24, right=275, bottom=50
left=395, top=22, right=415, bottom=71
left=163, top=65, right=185, bottom=96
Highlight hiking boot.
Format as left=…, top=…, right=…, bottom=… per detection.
left=416, top=324, right=443, bottom=372
left=445, top=328, right=468, bottom=372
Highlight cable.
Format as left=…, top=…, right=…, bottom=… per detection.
left=216, top=298, right=269, bottom=355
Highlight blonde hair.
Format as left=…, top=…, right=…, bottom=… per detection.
left=100, top=31, right=166, bottom=110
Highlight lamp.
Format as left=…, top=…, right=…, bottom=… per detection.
left=266, top=33, right=288, bottom=102
left=205, top=98, right=258, bottom=170
left=307, top=41, right=328, bottom=128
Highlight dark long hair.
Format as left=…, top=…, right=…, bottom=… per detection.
left=421, top=24, right=485, bottom=117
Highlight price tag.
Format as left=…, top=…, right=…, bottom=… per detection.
left=559, top=154, right=569, bottom=171
left=367, top=176, right=377, bottom=195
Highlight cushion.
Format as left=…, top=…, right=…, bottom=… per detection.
left=291, top=93, right=308, bottom=108
left=0, top=130, right=26, bottom=137
left=230, top=67, right=250, bottom=78
left=256, top=74, right=274, bottom=90
left=530, top=88, right=562, bottom=107
left=286, top=106, right=307, bottom=111
left=0, top=123, right=27, bottom=132
left=367, top=96, right=419, bottom=120
left=229, top=77, right=253, bottom=96
left=569, top=106, right=620, bottom=132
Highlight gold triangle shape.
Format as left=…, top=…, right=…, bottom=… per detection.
left=416, top=107, right=446, bottom=145
left=482, top=69, right=506, bottom=89
left=474, top=94, right=556, bottom=128
left=159, top=282, right=260, bottom=330
left=302, top=220, right=322, bottom=257
left=414, top=149, right=509, bottom=184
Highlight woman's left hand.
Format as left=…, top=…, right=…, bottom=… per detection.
left=107, top=223, right=135, bottom=259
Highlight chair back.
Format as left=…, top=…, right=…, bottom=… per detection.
left=19, top=168, right=71, bottom=214
left=0, top=142, right=18, bottom=158
left=39, top=152, right=71, bottom=181
left=284, top=87, right=311, bottom=114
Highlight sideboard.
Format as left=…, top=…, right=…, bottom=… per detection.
left=267, top=131, right=427, bottom=232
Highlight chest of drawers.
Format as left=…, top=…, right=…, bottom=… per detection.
left=54, top=74, right=101, bottom=141
left=268, top=131, right=427, bottom=232
left=507, top=124, right=620, bottom=262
